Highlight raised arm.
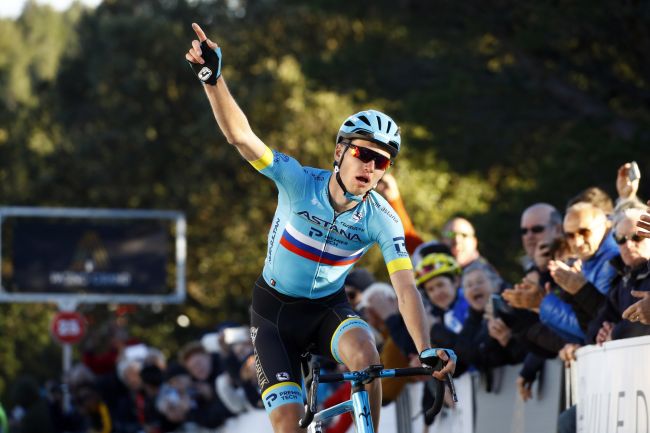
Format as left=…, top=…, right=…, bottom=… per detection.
left=185, top=23, right=267, bottom=162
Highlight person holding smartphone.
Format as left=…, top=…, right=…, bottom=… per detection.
left=613, top=161, right=646, bottom=214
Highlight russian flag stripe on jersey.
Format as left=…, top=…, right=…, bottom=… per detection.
left=279, top=225, right=364, bottom=266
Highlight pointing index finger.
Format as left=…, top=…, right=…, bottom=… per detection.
left=192, top=23, right=207, bottom=42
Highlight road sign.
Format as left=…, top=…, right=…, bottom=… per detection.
left=51, top=311, right=86, bottom=344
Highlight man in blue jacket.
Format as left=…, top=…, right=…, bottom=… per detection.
left=587, top=207, right=650, bottom=342
left=543, top=202, right=620, bottom=339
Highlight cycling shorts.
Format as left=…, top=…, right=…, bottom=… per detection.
left=250, top=275, right=371, bottom=413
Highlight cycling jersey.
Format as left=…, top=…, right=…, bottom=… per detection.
left=250, top=146, right=412, bottom=299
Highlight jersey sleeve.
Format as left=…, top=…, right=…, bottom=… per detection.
left=248, top=145, right=307, bottom=197
left=368, top=195, right=413, bottom=275
left=387, top=196, right=424, bottom=256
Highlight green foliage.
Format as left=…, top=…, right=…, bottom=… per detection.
left=0, top=0, right=648, bottom=399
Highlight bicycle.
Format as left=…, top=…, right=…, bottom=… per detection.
left=298, top=356, right=457, bottom=433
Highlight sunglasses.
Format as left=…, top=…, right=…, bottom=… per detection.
left=614, top=233, right=643, bottom=245
left=345, top=143, right=392, bottom=170
left=565, top=228, right=591, bottom=240
left=520, top=225, right=546, bottom=236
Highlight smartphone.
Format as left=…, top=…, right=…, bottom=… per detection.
left=629, top=161, right=641, bottom=182
left=490, top=294, right=514, bottom=318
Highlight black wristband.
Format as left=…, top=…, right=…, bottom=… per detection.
left=188, top=41, right=222, bottom=85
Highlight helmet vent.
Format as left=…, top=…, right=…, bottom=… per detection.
left=376, top=115, right=382, bottom=130
left=386, top=121, right=392, bottom=133
left=357, top=115, right=371, bottom=126
left=344, top=120, right=355, bottom=127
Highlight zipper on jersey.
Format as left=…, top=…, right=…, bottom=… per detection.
left=310, top=188, right=360, bottom=297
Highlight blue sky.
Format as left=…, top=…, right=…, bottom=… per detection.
left=0, top=0, right=101, bottom=19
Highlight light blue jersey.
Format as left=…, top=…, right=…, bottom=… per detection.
left=249, top=146, right=412, bottom=299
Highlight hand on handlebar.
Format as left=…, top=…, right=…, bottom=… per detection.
left=419, top=348, right=456, bottom=380
left=419, top=348, right=458, bottom=402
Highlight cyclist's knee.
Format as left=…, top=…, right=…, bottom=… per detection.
left=339, top=333, right=380, bottom=369
left=268, top=403, right=303, bottom=433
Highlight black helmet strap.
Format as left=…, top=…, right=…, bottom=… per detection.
left=333, top=144, right=367, bottom=203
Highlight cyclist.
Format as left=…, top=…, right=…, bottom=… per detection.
left=185, top=23, right=456, bottom=433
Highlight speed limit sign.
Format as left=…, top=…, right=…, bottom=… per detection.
left=51, top=311, right=86, bottom=345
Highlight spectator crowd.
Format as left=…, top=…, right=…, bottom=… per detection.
left=4, top=161, right=650, bottom=433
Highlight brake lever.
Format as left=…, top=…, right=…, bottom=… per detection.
left=446, top=373, right=458, bottom=403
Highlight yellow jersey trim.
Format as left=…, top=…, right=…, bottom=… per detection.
left=261, top=381, right=301, bottom=398
left=387, top=257, right=413, bottom=274
left=249, top=146, right=274, bottom=171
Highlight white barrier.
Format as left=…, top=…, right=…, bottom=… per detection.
left=576, top=335, right=650, bottom=433
left=213, top=336, right=650, bottom=432
left=474, top=361, right=562, bottom=433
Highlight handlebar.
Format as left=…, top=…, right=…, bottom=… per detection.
left=298, top=360, right=452, bottom=429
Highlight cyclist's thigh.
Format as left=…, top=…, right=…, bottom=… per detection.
left=251, top=278, right=303, bottom=413
left=314, top=294, right=374, bottom=364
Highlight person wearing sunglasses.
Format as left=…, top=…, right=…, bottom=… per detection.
left=586, top=207, right=650, bottom=343
left=537, top=202, right=620, bottom=342
left=185, top=24, right=456, bottom=433
left=519, top=203, right=563, bottom=272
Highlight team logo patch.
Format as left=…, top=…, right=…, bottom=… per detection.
left=352, top=211, right=364, bottom=222
left=198, top=67, right=212, bottom=82
left=265, top=393, right=278, bottom=406
left=276, top=372, right=290, bottom=381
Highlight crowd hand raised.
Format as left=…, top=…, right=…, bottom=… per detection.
left=487, top=317, right=512, bottom=347
left=548, top=259, right=585, bottom=295
left=616, top=162, right=640, bottom=200
left=558, top=343, right=580, bottom=368
left=502, top=278, right=544, bottom=311
left=622, top=290, right=650, bottom=324
left=637, top=200, right=650, bottom=239
left=375, top=173, right=401, bottom=201
left=595, top=321, right=613, bottom=345
left=516, top=376, right=533, bottom=402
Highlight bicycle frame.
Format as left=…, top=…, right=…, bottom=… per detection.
left=313, top=386, right=373, bottom=433
left=299, top=363, right=451, bottom=433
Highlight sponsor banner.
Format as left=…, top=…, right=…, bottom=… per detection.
left=576, top=335, right=650, bottom=433
left=8, top=219, right=169, bottom=295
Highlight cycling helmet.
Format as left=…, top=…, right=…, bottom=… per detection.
left=414, top=253, right=461, bottom=286
left=337, top=109, right=401, bottom=158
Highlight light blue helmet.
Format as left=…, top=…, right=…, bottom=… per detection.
left=337, top=109, right=401, bottom=157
